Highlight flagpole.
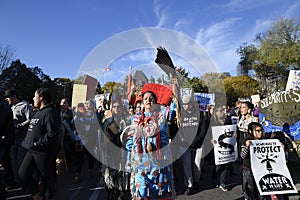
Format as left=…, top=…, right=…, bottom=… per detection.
left=100, top=67, right=111, bottom=86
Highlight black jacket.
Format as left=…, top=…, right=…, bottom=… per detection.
left=0, top=101, right=15, bottom=145
left=22, top=105, right=60, bottom=153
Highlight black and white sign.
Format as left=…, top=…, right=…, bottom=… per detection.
left=212, top=125, right=237, bottom=165
left=250, top=139, right=297, bottom=195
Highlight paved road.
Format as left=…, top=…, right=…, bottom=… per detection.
left=6, top=153, right=300, bottom=200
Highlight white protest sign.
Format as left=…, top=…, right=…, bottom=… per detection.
left=212, top=125, right=237, bottom=165
left=250, top=139, right=297, bottom=195
left=180, top=88, right=192, bottom=97
left=286, top=70, right=300, bottom=91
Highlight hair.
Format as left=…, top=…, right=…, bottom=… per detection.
left=111, top=99, right=122, bottom=106
left=36, top=88, right=52, bottom=104
left=212, top=104, right=224, bottom=115
left=77, top=102, right=84, bottom=108
left=241, top=101, right=254, bottom=111
left=142, top=91, right=157, bottom=103
left=61, top=97, right=68, bottom=103
left=0, top=88, right=4, bottom=101
left=247, top=122, right=263, bottom=139
left=282, top=122, right=290, bottom=132
left=134, top=99, right=142, bottom=108
left=270, top=131, right=286, bottom=144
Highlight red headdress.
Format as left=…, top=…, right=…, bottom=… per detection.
left=141, top=83, right=173, bottom=106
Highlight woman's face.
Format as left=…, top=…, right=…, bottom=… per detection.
left=214, top=106, right=225, bottom=121
left=252, top=126, right=263, bottom=139
left=135, top=103, right=142, bottom=113
left=112, top=102, right=121, bottom=115
left=240, top=102, right=250, bottom=115
left=143, top=92, right=155, bottom=112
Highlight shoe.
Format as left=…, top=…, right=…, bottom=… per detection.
left=219, top=183, right=228, bottom=192
left=193, top=181, right=200, bottom=190
left=6, top=181, right=22, bottom=191
left=184, top=187, right=193, bottom=196
left=74, top=173, right=80, bottom=183
left=212, top=179, right=218, bottom=188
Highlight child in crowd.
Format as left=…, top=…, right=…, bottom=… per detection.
left=240, top=122, right=264, bottom=200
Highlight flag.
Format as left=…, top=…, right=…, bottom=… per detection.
left=105, top=67, right=112, bottom=71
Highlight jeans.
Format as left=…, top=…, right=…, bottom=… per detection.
left=181, top=148, right=193, bottom=188
left=10, top=137, right=26, bottom=181
left=0, top=145, right=10, bottom=199
left=19, top=150, right=58, bottom=197
left=242, top=168, right=261, bottom=200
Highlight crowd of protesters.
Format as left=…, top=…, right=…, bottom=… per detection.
left=0, top=84, right=298, bottom=200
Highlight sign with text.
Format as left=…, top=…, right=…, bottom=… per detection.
left=286, top=70, right=300, bottom=91
left=259, top=89, right=300, bottom=140
left=250, top=139, right=297, bottom=195
left=180, top=88, right=192, bottom=97
left=212, top=125, right=237, bottom=165
left=194, top=93, right=215, bottom=111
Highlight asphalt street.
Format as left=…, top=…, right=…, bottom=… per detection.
left=5, top=151, right=300, bottom=200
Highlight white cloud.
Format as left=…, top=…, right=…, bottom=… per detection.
left=174, top=18, right=188, bottom=30
left=224, top=0, right=280, bottom=12
left=252, top=19, right=273, bottom=36
left=153, top=1, right=168, bottom=28
left=194, top=18, right=245, bottom=75
left=195, top=18, right=240, bottom=51
left=283, top=1, right=300, bottom=18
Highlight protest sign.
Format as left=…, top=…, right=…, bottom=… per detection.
left=212, top=125, right=237, bottom=165
left=286, top=70, right=300, bottom=91
left=83, top=74, right=98, bottom=100
left=180, top=88, right=192, bottom=97
left=250, top=139, right=297, bottom=195
left=194, top=93, right=215, bottom=111
left=259, top=89, right=300, bottom=140
left=71, top=84, right=87, bottom=109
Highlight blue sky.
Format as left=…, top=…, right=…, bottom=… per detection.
left=1, top=0, right=299, bottom=83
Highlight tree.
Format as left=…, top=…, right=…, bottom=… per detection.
left=0, top=44, right=16, bottom=73
left=0, top=60, right=64, bottom=104
left=237, top=18, right=300, bottom=97
left=186, top=77, right=208, bottom=93
left=200, top=72, right=227, bottom=104
left=223, top=76, right=260, bottom=107
left=0, top=60, right=41, bottom=102
left=53, top=77, right=73, bottom=102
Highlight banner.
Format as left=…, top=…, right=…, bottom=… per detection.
left=212, top=125, right=237, bottom=165
left=285, top=70, right=300, bottom=91
left=194, top=93, right=215, bottom=111
left=259, top=89, right=300, bottom=140
left=250, top=139, right=297, bottom=195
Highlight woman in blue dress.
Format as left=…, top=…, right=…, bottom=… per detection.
left=123, top=89, right=175, bottom=200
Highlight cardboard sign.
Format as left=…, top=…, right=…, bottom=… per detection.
left=71, top=84, right=87, bottom=109
left=250, top=139, right=297, bottom=195
left=83, top=74, right=98, bottom=101
left=212, top=125, right=237, bottom=165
